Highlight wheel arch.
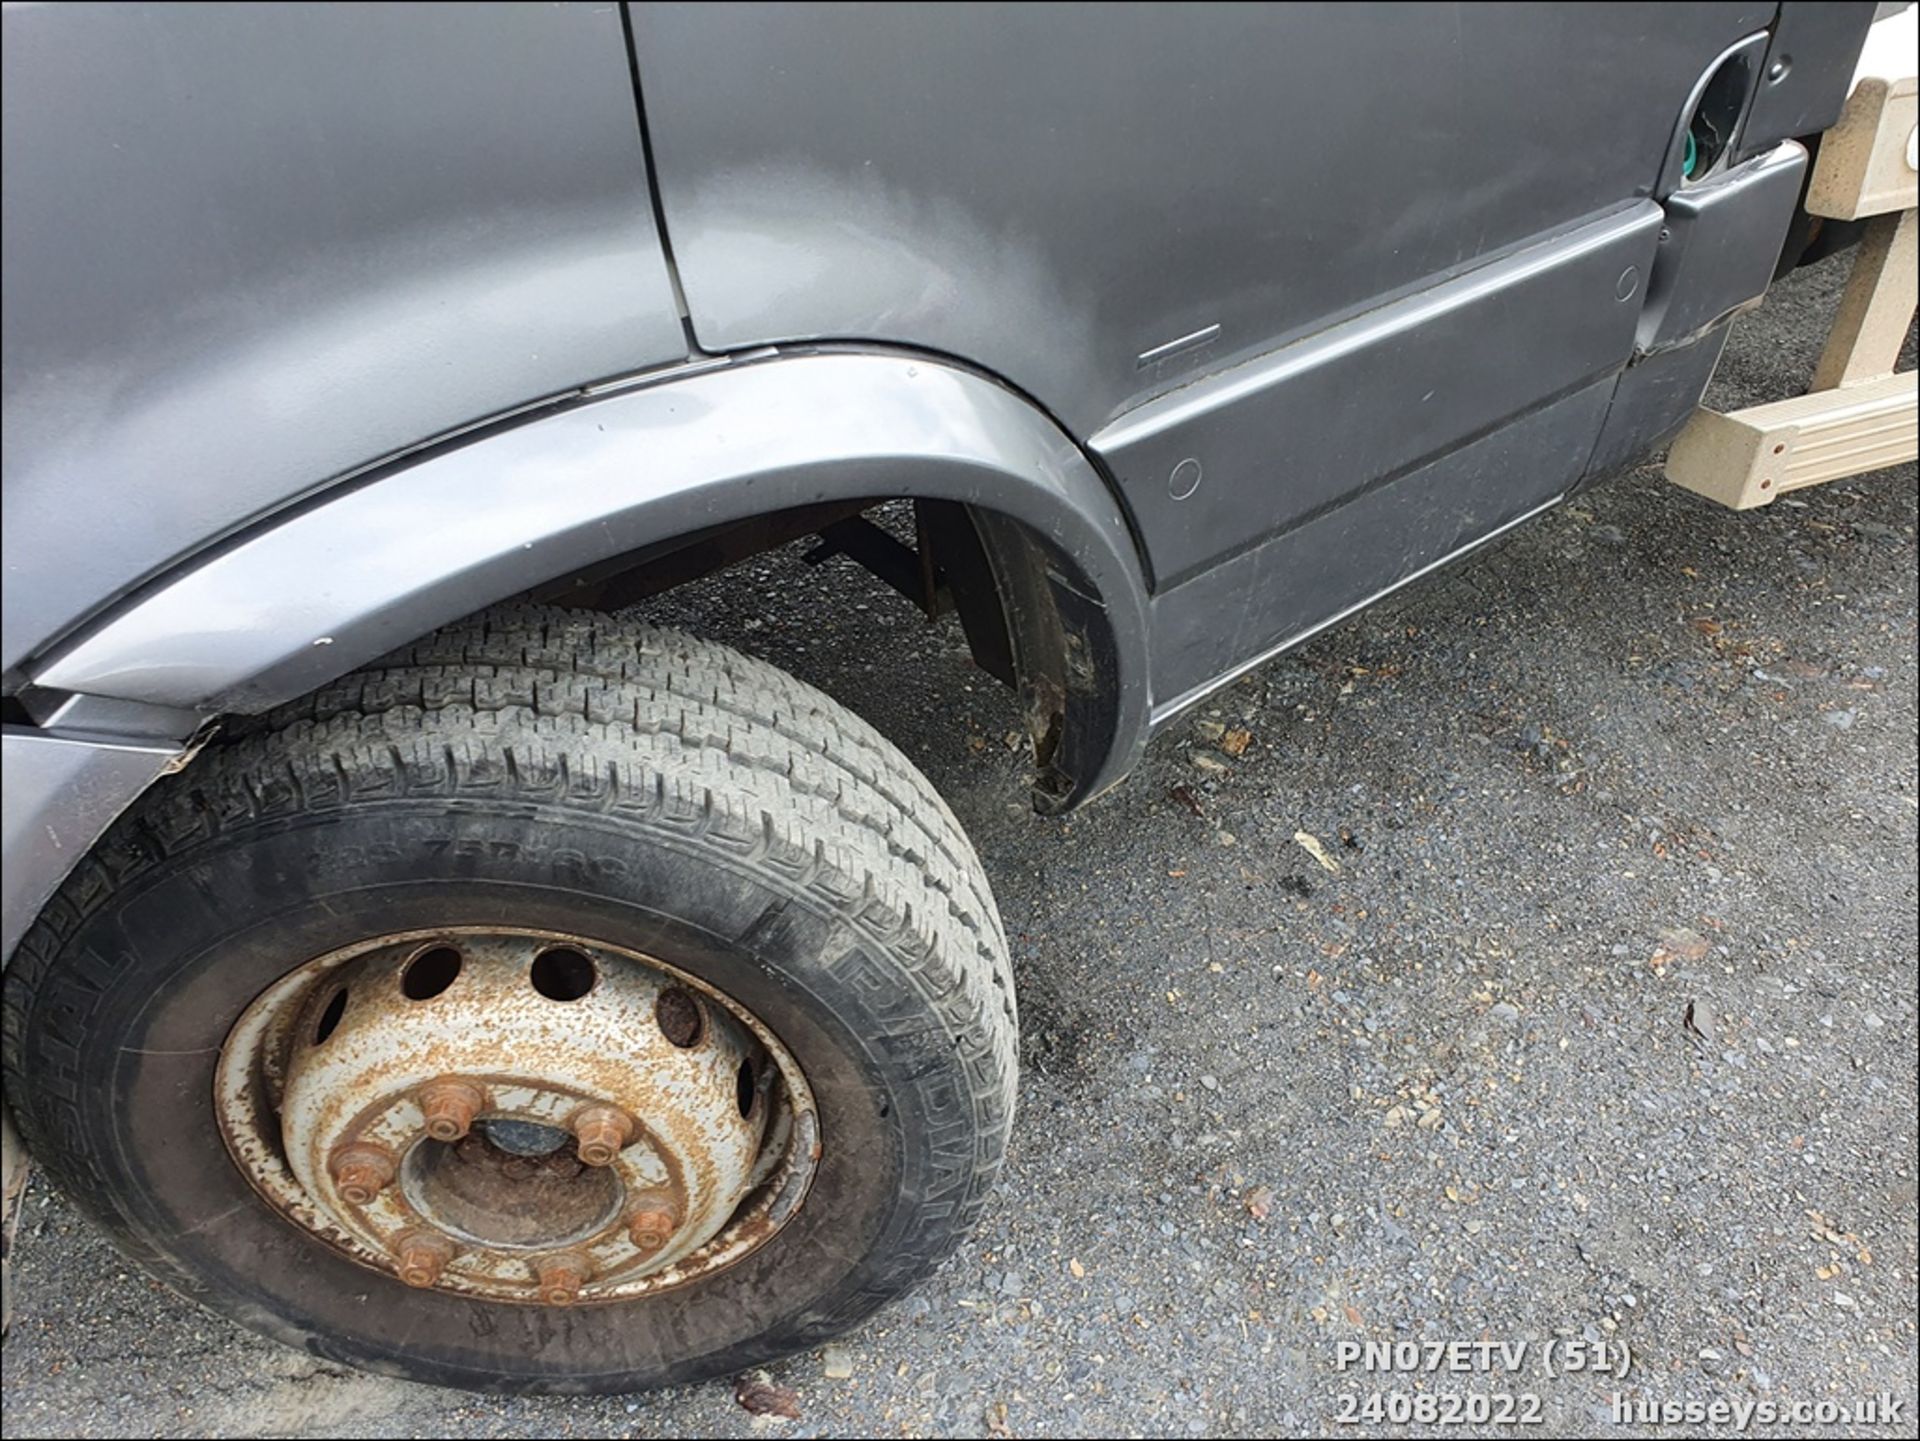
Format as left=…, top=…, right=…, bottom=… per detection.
left=27, top=349, right=1154, bottom=811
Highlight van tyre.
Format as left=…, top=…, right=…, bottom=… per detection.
left=1, top=605, right=1017, bottom=1392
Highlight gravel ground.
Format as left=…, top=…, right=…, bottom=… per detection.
left=3, top=255, right=1915, bottom=1440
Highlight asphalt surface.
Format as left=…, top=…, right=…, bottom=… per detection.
left=3, top=255, right=1916, bottom=1440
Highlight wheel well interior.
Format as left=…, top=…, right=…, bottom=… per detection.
left=521, top=498, right=1087, bottom=808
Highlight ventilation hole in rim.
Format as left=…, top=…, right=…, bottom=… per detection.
left=736, top=1058, right=757, bottom=1117
left=401, top=946, right=463, bottom=1000
left=530, top=947, right=596, bottom=1002
left=313, top=988, right=349, bottom=1045
left=655, top=988, right=704, bottom=1048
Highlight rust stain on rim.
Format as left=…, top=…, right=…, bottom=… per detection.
left=214, top=926, right=819, bottom=1306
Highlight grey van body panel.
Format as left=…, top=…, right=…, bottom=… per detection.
left=1738, top=2, right=1881, bottom=157
left=0, top=1, right=686, bottom=676
left=0, top=729, right=181, bottom=964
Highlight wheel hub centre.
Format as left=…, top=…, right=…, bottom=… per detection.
left=403, top=1131, right=621, bottom=1250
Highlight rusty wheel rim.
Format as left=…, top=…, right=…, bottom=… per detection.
left=214, top=927, right=820, bottom=1306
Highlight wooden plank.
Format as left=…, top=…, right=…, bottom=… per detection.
left=1665, top=371, right=1917, bottom=509
left=1811, top=209, right=1919, bottom=390
left=1805, top=7, right=1918, bottom=221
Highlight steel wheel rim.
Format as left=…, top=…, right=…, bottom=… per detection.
left=215, top=926, right=820, bottom=1306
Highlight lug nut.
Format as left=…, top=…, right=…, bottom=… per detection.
left=627, top=1192, right=680, bottom=1253
left=394, top=1230, right=454, bottom=1289
left=570, top=1105, right=634, bottom=1167
left=535, top=1252, right=592, bottom=1306
left=417, top=1079, right=487, bottom=1142
left=329, top=1142, right=397, bottom=1205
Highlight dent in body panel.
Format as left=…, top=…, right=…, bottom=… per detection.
left=660, top=160, right=1101, bottom=413
left=1637, top=142, right=1808, bottom=352
left=1583, top=320, right=1737, bottom=483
